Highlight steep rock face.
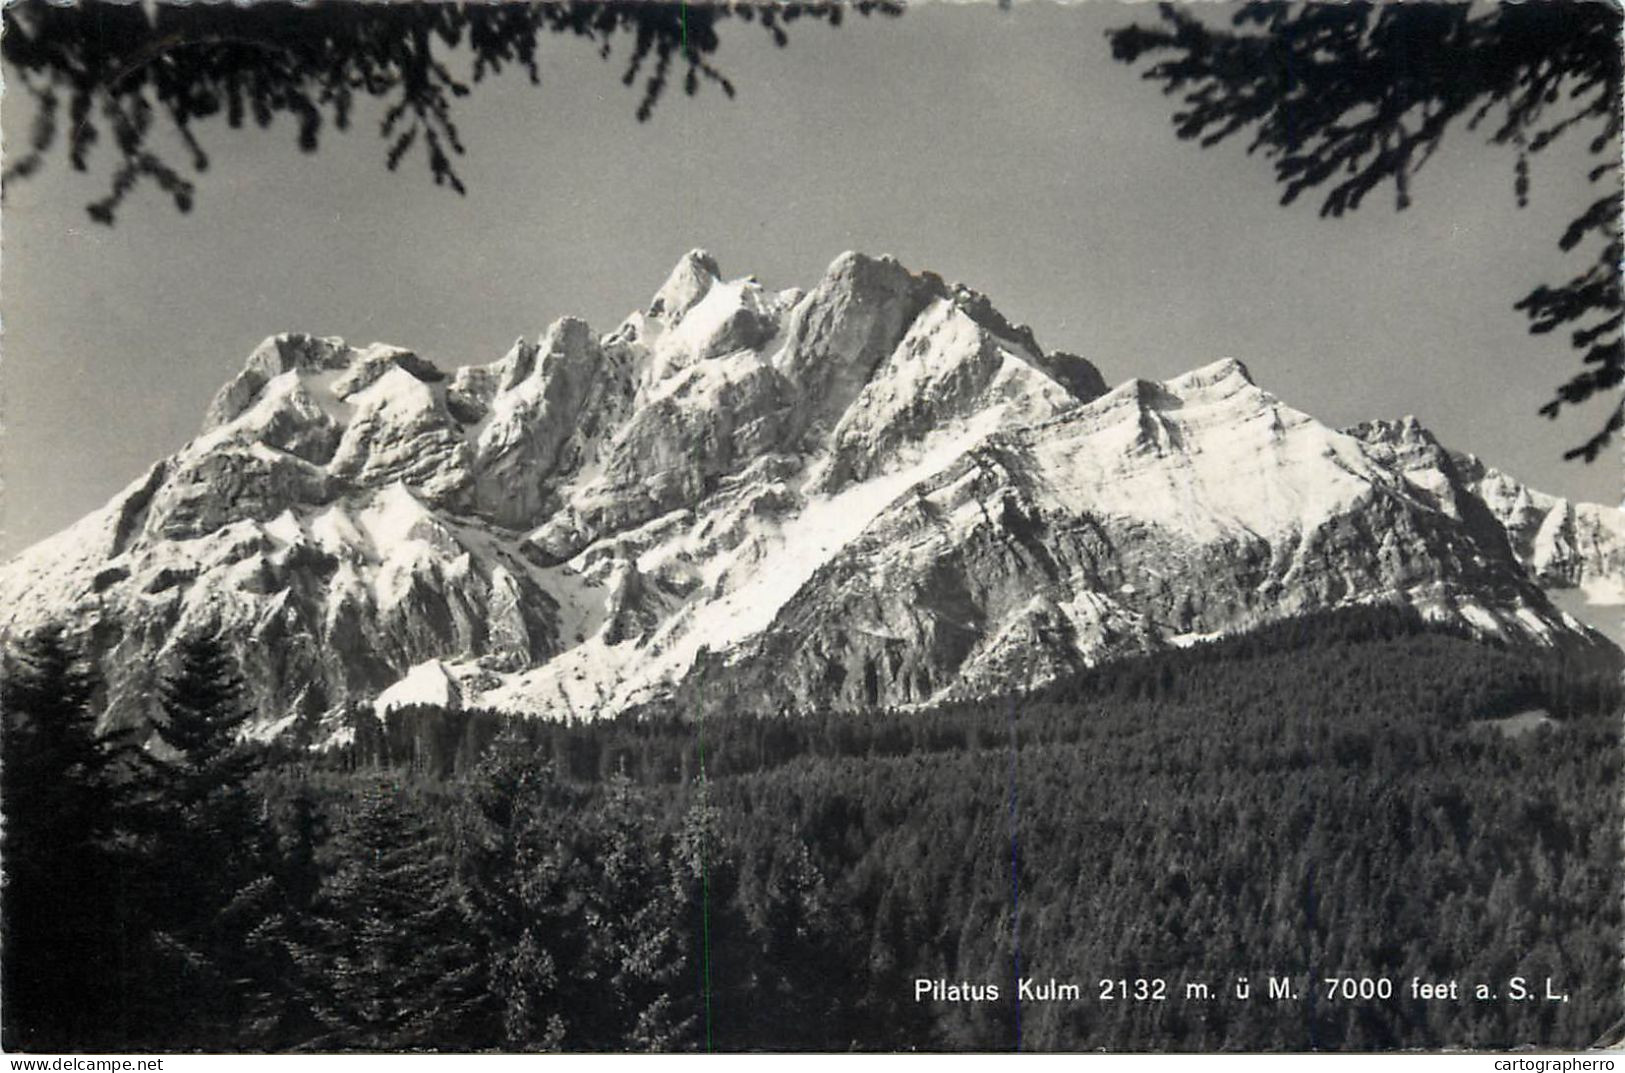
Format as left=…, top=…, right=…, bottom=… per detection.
left=773, top=252, right=946, bottom=441
left=329, top=367, right=472, bottom=505
left=203, top=333, right=352, bottom=430
left=814, top=296, right=1096, bottom=493
left=1, top=250, right=1617, bottom=735
left=1455, top=455, right=1625, bottom=600
left=1, top=479, right=565, bottom=732
left=692, top=360, right=1586, bottom=715
left=470, top=318, right=637, bottom=528
left=1351, top=419, right=1625, bottom=603
left=542, top=350, right=797, bottom=556
left=144, top=447, right=343, bottom=542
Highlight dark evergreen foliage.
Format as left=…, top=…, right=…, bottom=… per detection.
left=242, top=777, right=333, bottom=1049
left=297, top=781, right=480, bottom=1050
left=1, top=0, right=901, bottom=224
left=448, top=732, right=586, bottom=1050
left=0, top=627, right=141, bottom=1050
left=129, top=634, right=285, bottom=1048
left=550, top=769, right=695, bottom=1050
left=322, top=607, right=1625, bottom=1049
left=3, top=608, right=1621, bottom=1050
left=152, top=635, right=256, bottom=796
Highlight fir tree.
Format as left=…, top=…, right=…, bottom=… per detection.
left=240, top=778, right=333, bottom=1048
left=578, top=771, right=694, bottom=1051
left=0, top=626, right=138, bottom=1049
left=304, top=781, right=479, bottom=1050
left=667, top=793, right=749, bottom=1052
left=449, top=727, right=586, bottom=1049
left=138, top=633, right=279, bottom=1047
left=152, top=634, right=256, bottom=800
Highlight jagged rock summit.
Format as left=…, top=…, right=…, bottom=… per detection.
left=2, top=250, right=1620, bottom=737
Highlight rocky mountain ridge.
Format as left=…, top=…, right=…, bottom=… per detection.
left=2, top=250, right=1620, bottom=735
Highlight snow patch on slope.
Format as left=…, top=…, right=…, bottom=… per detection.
left=1028, top=359, right=1385, bottom=543
left=376, top=660, right=463, bottom=711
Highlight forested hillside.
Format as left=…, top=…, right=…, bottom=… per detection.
left=3, top=607, right=1620, bottom=1051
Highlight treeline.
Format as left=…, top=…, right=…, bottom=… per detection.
left=342, top=605, right=1623, bottom=784
left=2, top=606, right=1621, bottom=1050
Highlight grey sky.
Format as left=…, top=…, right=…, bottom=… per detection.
left=2, top=1, right=1618, bottom=558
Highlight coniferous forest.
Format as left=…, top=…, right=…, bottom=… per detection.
left=3, top=606, right=1621, bottom=1052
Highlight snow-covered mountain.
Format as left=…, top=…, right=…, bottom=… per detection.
left=2, top=250, right=1619, bottom=735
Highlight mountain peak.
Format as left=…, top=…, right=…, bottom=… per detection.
left=648, top=248, right=722, bottom=320
left=827, top=248, right=901, bottom=273
left=1166, top=357, right=1255, bottom=393
left=202, top=333, right=446, bottom=434
left=1349, top=414, right=1439, bottom=448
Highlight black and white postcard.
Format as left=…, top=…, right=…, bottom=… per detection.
left=2, top=0, right=1622, bottom=1054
